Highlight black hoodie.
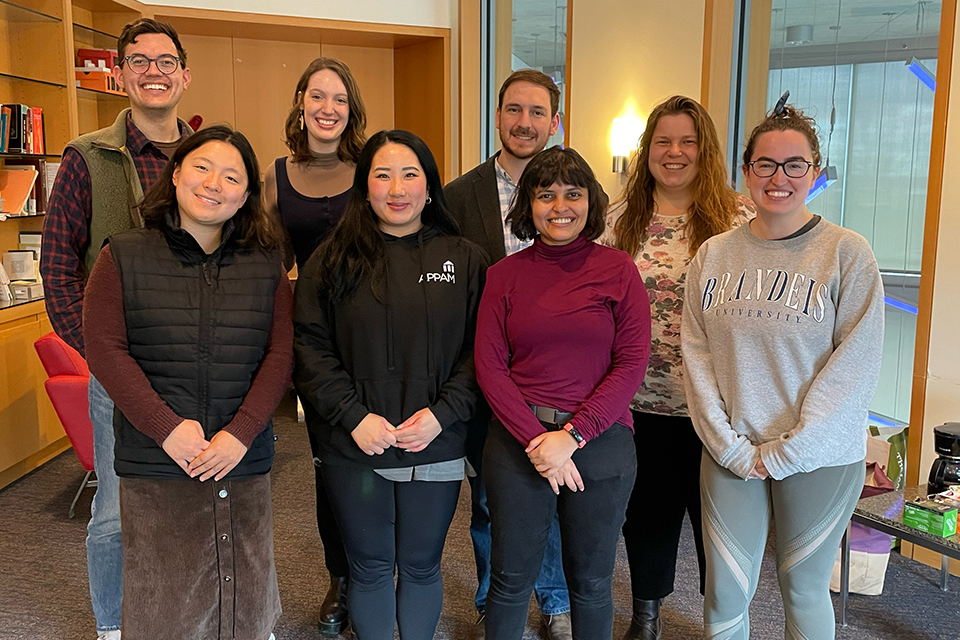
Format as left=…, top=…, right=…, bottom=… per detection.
left=293, top=225, right=489, bottom=468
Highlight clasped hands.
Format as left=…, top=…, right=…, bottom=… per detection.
left=351, top=409, right=442, bottom=456
left=162, top=419, right=248, bottom=482
left=525, top=430, right=584, bottom=495
left=747, top=457, right=769, bottom=480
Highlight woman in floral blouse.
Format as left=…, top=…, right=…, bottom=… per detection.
left=602, top=95, right=754, bottom=640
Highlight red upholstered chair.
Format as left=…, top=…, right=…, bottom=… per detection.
left=34, top=331, right=97, bottom=518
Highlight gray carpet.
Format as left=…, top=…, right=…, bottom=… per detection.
left=1, top=394, right=959, bottom=639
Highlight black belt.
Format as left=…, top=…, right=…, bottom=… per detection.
left=529, top=404, right=574, bottom=427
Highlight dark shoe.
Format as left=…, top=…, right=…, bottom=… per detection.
left=318, top=574, right=349, bottom=637
left=469, top=612, right=485, bottom=640
left=622, top=598, right=661, bottom=640
left=541, top=612, right=572, bottom=640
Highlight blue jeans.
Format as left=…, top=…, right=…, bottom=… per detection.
left=468, top=471, right=569, bottom=615
left=87, top=375, right=123, bottom=632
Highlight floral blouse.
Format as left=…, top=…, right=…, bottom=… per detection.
left=601, top=195, right=755, bottom=416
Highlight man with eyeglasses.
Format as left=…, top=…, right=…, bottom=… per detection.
left=41, top=18, right=192, bottom=640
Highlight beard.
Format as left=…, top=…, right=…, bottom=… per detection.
left=500, top=127, right=545, bottom=160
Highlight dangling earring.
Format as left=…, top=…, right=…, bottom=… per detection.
left=299, top=111, right=304, bottom=130
left=425, top=196, right=432, bottom=204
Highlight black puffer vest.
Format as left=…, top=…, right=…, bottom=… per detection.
left=109, top=225, right=282, bottom=479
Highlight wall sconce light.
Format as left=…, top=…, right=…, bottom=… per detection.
left=906, top=57, right=936, bottom=92
left=805, top=165, right=839, bottom=204
left=611, top=116, right=644, bottom=173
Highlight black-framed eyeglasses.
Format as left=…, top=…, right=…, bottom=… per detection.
left=122, top=54, right=181, bottom=75
left=747, top=159, right=813, bottom=179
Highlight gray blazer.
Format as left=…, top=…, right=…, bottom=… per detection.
left=443, top=154, right=507, bottom=264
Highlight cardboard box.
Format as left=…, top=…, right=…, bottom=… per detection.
left=10, top=280, right=42, bottom=300
left=904, top=499, right=958, bottom=537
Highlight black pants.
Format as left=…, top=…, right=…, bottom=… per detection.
left=622, top=411, right=706, bottom=599
left=483, top=421, right=636, bottom=640
left=307, top=421, right=350, bottom=578
left=322, top=465, right=461, bottom=640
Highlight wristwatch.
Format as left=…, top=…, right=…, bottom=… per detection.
left=563, top=423, right=586, bottom=448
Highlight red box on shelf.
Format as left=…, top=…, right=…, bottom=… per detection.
left=77, top=48, right=119, bottom=69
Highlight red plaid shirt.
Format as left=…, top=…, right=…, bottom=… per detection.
left=41, top=114, right=187, bottom=356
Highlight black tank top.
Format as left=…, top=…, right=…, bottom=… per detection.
left=275, top=157, right=352, bottom=270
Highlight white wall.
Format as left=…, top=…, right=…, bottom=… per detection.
left=568, top=0, right=706, bottom=198
left=144, top=0, right=451, bottom=28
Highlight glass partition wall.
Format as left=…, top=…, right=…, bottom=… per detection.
left=733, top=0, right=943, bottom=431
left=480, top=0, right=569, bottom=161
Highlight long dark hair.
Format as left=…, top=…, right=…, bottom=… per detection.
left=141, top=125, right=285, bottom=250
left=614, top=95, right=738, bottom=258
left=507, top=146, right=608, bottom=242
left=284, top=57, right=367, bottom=164
left=310, top=129, right=459, bottom=303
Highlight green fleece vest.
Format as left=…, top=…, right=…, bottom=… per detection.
left=68, top=109, right=190, bottom=276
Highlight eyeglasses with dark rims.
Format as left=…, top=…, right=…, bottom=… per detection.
left=746, top=159, right=814, bottom=179
left=122, top=54, right=181, bottom=75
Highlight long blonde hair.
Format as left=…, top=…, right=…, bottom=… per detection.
left=613, top=95, right=738, bottom=257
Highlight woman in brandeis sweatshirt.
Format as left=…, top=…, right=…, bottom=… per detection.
left=681, top=103, right=884, bottom=639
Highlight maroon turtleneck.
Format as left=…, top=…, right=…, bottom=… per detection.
left=475, top=234, right=651, bottom=446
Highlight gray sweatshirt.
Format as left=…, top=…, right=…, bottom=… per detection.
left=681, top=219, right=884, bottom=480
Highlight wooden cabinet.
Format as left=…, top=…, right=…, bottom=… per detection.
left=0, top=301, right=65, bottom=489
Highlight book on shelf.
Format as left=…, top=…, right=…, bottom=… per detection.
left=0, top=168, right=39, bottom=215
left=44, top=162, right=60, bottom=203
left=0, top=104, right=45, bottom=155
left=5, top=158, right=48, bottom=213
left=0, top=106, right=9, bottom=154
left=31, top=107, right=44, bottom=155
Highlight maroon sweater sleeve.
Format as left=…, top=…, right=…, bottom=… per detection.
left=475, top=271, right=549, bottom=445
left=221, top=277, right=294, bottom=447
left=83, top=245, right=183, bottom=445
left=565, top=258, right=651, bottom=441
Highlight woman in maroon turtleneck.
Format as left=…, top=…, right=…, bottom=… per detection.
left=475, top=146, right=652, bottom=640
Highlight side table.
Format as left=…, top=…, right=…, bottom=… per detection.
left=839, top=485, right=960, bottom=626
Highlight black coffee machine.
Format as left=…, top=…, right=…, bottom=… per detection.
left=928, top=422, right=960, bottom=495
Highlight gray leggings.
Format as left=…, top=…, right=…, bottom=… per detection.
left=700, top=451, right=864, bottom=640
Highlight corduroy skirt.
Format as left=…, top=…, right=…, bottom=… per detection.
left=119, top=474, right=281, bottom=640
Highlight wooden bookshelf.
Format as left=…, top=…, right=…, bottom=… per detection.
left=0, top=0, right=140, bottom=487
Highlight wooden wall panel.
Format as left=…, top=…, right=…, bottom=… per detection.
left=321, top=43, right=395, bottom=138
left=175, top=34, right=236, bottom=133
left=233, top=38, right=322, bottom=171
left=394, top=38, right=447, bottom=181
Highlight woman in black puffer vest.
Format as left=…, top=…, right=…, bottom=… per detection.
left=84, top=125, right=293, bottom=640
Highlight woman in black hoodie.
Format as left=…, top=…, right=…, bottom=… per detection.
left=294, top=129, right=488, bottom=640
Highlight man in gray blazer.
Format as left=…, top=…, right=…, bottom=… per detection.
left=444, top=69, right=570, bottom=640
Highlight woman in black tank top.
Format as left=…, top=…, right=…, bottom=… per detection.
left=263, top=57, right=368, bottom=637
left=265, top=57, right=368, bottom=271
